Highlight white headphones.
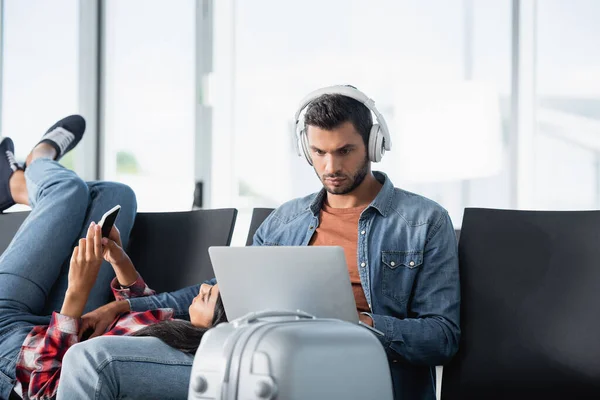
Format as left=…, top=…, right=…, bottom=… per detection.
left=294, top=85, right=392, bottom=165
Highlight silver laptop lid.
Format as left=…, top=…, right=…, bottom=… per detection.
left=208, top=246, right=359, bottom=323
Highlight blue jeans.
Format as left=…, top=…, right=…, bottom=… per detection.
left=0, top=159, right=137, bottom=399
left=57, top=336, right=194, bottom=400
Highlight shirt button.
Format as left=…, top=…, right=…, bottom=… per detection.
left=360, top=262, right=366, bottom=268
left=390, top=261, right=396, bottom=267
left=360, top=230, right=366, bottom=235
left=409, top=261, right=415, bottom=267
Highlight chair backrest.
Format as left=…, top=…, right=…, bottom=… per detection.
left=245, top=208, right=275, bottom=246
left=0, top=211, right=30, bottom=256
left=126, top=208, right=237, bottom=293
left=0, top=209, right=238, bottom=294
left=442, top=208, right=600, bottom=400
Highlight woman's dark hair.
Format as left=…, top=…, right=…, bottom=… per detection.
left=132, top=293, right=228, bottom=354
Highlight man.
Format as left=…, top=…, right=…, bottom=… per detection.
left=252, top=85, right=461, bottom=399
left=60, top=86, right=460, bottom=400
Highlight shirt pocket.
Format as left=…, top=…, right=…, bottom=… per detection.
left=381, top=250, right=424, bottom=304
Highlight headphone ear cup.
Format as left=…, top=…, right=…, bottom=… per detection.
left=368, top=124, right=384, bottom=162
left=300, top=129, right=313, bottom=166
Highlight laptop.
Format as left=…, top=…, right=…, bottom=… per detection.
left=208, top=246, right=361, bottom=324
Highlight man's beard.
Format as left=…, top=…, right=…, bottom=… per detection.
left=318, top=156, right=369, bottom=195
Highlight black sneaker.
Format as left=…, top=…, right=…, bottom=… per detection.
left=30, top=115, right=86, bottom=166
left=0, top=137, right=19, bottom=213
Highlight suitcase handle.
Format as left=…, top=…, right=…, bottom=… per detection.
left=236, top=310, right=316, bottom=324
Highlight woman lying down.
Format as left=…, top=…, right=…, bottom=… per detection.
left=0, top=117, right=226, bottom=400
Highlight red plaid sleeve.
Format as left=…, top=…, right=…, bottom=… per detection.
left=104, top=308, right=174, bottom=336
left=16, top=308, right=174, bottom=400
left=16, top=312, right=80, bottom=400
left=110, top=274, right=156, bottom=300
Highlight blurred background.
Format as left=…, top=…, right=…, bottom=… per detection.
left=1, top=0, right=599, bottom=245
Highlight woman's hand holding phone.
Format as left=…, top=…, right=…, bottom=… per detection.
left=61, top=208, right=139, bottom=319
left=100, top=225, right=138, bottom=287
left=101, top=225, right=126, bottom=265
left=61, top=222, right=104, bottom=318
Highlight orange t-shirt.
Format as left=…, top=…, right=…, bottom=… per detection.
left=309, top=203, right=370, bottom=313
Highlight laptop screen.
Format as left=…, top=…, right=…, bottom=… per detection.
left=208, top=246, right=359, bottom=323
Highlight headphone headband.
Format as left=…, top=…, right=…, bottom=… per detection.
left=294, top=85, right=392, bottom=152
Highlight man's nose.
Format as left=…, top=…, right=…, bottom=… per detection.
left=324, top=154, right=341, bottom=174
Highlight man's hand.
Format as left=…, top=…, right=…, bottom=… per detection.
left=61, top=223, right=104, bottom=318
left=359, top=313, right=374, bottom=327
left=79, top=300, right=130, bottom=340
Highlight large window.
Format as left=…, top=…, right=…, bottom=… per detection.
left=102, top=0, right=196, bottom=211
left=1, top=0, right=79, bottom=168
left=2, top=0, right=598, bottom=231
left=535, top=0, right=600, bottom=209
left=213, top=0, right=511, bottom=243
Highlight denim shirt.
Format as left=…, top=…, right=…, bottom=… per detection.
left=129, top=171, right=460, bottom=400
left=253, top=171, right=461, bottom=399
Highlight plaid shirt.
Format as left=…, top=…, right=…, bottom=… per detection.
left=15, top=276, right=174, bottom=400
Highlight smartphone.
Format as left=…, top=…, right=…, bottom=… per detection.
left=98, top=205, right=121, bottom=238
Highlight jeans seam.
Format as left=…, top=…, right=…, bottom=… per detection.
left=97, top=356, right=194, bottom=366
left=94, top=355, right=194, bottom=399
left=94, top=356, right=114, bottom=400
left=94, top=368, right=103, bottom=400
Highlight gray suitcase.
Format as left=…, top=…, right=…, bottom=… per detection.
left=188, top=310, right=393, bottom=400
